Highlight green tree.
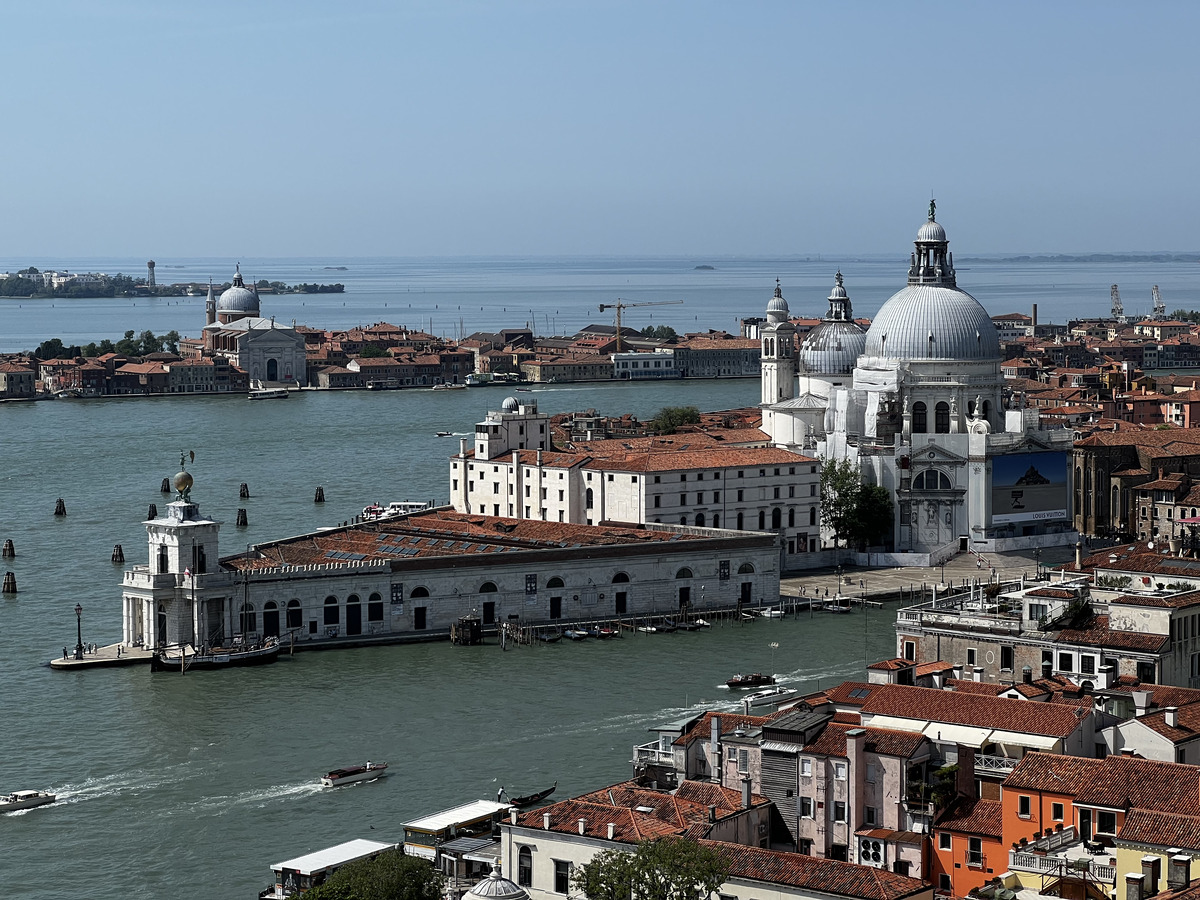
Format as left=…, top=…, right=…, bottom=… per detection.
left=848, top=484, right=894, bottom=549
left=116, top=330, right=139, bottom=355
left=97, top=339, right=115, bottom=354
left=573, top=838, right=729, bottom=900
left=163, top=330, right=181, bottom=353
left=819, top=456, right=860, bottom=549
left=641, top=325, right=678, bottom=341
left=650, top=405, right=701, bottom=434
left=359, top=343, right=390, bottom=358
left=35, top=338, right=67, bottom=360
left=303, top=849, right=445, bottom=900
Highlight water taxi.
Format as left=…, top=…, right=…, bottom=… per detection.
left=321, top=761, right=388, bottom=787
left=1, top=790, right=56, bottom=813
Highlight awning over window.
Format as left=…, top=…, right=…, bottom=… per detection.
left=987, top=730, right=1059, bottom=750
left=921, top=723, right=993, bottom=747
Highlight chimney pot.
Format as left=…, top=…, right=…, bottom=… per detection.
left=1127, top=873, right=1145, bottom=900
left=1169, top=854, right=1192, bottom=890
left=973, top=666, right=984, bottom=682
left=543, top=813, right=551, bottom=830
left=1022, top=665, right=1033, bottom=684
left=578, top=818, right=586, bottom=835
left=607, top=822, right=615, bottom=840
left=1042, top=660, right=1053, bottom=679
left=1165, top=707, right=1179, bottom=728
left=1143, top=856, right=1161, bottom=896
left=510, top=809, right=518, bottom=825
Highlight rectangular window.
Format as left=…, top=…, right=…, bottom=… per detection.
left=864, top=806, right=877, bottom=826
left=526, top=574, right=538, bottom=594
left=554, top=860, right=570, bottom=894
left=968, top=837, right=983, bottom=867
left=903, top=640, right=916, bottom=661
left=810, top=484, right=817, bottom=496
left=866, top=763, right=877, bottom=783
left=737, top=489, right=744, bottom=501
left=1051, top=802, right=1064, bottom=821
left=800, top=758, right=812, bottom=777
left=1018, top=795, right=1031, bottom=818
left=788, top=485, right=795, bottom=498
left=939, top=832, right=951, bottom=850
left=939, top=875, right=952, bottom=891
left=1058, top=652, right=1073, bottom=672
left=1098, top=810, right=1117, bottom=834
left=680, top=493, right=687, bottom=505
left=799, top=797, right=813, bottom=817
left=737, top=749, right=749, bottom=773
left=1001, top=645, right=1014, bottom=671
left=833, top=801, right=847, bottom=822
left=834, top=762, right=847, bottom=780
left=1080, top=655, right=1096, bottom=675
left=654, top=495, right=661, bottom=508
left=966, top=647, right=976, bottom=666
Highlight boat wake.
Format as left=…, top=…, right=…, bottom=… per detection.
left=184, top=781, right=325, bottom=814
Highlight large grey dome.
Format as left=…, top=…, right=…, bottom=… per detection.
left=217, top=265, right=259, bottom=314
left=864, top=284, right=1000, bottom=361
left=864, top=203, right=1000, bottom=362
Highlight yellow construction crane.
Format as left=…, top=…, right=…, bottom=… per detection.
left=598, top=299, right=684, bottom=352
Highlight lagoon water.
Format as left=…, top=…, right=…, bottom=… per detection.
left=0, top=254, right=1196, bottom=899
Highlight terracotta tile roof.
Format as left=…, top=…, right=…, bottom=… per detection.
left=1005, top=752, right=1200, bottom=815
left=1105, top=682, right=1200, bottom=710
left=945, top=679, right=1007, bottom=696
left=1118, top=809, right=1200, bottom=852
left=802, top=722, right=928, bottom=759
left=822, top=682, right=880, bottom=707
left=915, top=661, right=954, bottom=677
left=225, top=509, right=732, bottom=572
left=860, top=685, right=1088, bottom=737
left=513, top=799, right=687, bottom=842
left=935, top=797, right=1004, bottom=838
left=587, top=447, right=814, bottom=473
left=706, top=841, right=929, bottom=900
left=868, top=658, right=913, bottom=671
left=1055, top=614, right=1168, bottom=653
left=1131, top=705, right=1200, bottom=744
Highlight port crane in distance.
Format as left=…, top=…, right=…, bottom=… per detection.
left=597, top=298, right=684, bottom=352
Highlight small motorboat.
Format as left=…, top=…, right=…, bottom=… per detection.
left=536, top=630, right=563, bottom=643
left=431, top=383, right=467, bottom=391
left=693, top=619, right=711, bottom=629
left=435, top=431, right=454, bottom=437
left=500, top=781, right=557, bottom=808
left=824, top=599, right=853, bottom=614
left=743, top=686, right=800, bottom=709
left=1, top=790, right=56, bottom=813
left=636, top=624, right=657, bottom=634
left=726, top=672, right=776, bottom=690
left=563, top=628, right=589, bottom=641
left=321, top=761, right=388, bottom=788
left=758, top=607, right=784, bottom=618
left=514, top=388, right=532, bottom=392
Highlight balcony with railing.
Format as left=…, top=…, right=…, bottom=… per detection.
left=975, top=753, right=1019, bottom=775
left=632, top=741, right=675, bottom=768
left=1008, top=827, right=1116, bottom=885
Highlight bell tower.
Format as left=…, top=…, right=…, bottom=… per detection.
left=761, top=279, right=796, bottom=405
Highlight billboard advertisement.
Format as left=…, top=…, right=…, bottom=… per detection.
left=991, top=452, right=1069, bottom=525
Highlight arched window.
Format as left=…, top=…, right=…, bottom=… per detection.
left=546, top=577, right=565, bottom=589
left=758, top=510, right=766, bottom=530
left=586, top=488, right=594, bottom=509
left=479, top=582, right=498, bottom=594
left=738, top=563, right=755, bottom=574
left=712, top=513, right=720, bottom=528
left=676, top=568, right=693, bottom=579
left=286, top=599, right=302, bottom=629
left=323, top=595, right=339, bottom=626
left=810, top=506, right=817, bottom=526
left=912, top=401, right=927, bottom=433
left=612, top=572, right=630, bottom=584
left=788, top=508, right=795, bottom=527
left=913, top=469, right=952, bottom=490
left=935, top=401, right=950, bottom=433
left=263, top=601, right=279, bottom=637
left=680, top=516, right=688, bottom=526
left=410, top=586, right=430, bottom=598
left=368, top=592, right=384, bottom=623
left=240, top=601, right=256, bottom=634
left=695, top=513, right=705, bottom=527
left=737, top=512, right=744, bottom=530
left=771, top=508, right=782, bottom=529
left=518, top=847, right=532, bottom=888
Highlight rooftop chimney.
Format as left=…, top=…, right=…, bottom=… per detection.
left=607, top=823, right=615, bottom=840
left=708, top=804, right=717, bottom=823
left=542, top=813, right=551, bottom=830
left=952, top=664, right=964, bottom=681
left=1042, top=660, right=1053, bottom=680
left=1142, top=856, right=1161, bottom=896
left=1169, top=855, right=1192, bottom=890
left=741, top=776, right=752, bottom=810
left=973, top=666, right=984, bottom=682
left=510, top=809, right=518, bottom=825
left=578, top=818, right=586, bottom=835
left=1023, top=665, right=1033, bottom=684
left=1133, top=691, right=1151, bottom=717
left=1032, top=303, right=1039, bottom=330
left=1127, top=873, right=1145, bottom=900
left=1076, top=542, right=1083, bottom=569
left=1165, top=707, right=1179, bottom=728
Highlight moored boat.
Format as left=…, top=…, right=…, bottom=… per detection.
left=320, top=761, right=388, bottom=788
left=501, top=781, right=557, bottom=808
left=536, top=630, right=563, bottom=643
left=824, top=599, right=852, bottom=614
left=587, top=626, right=617, bottom=639
left=1, top=790, right=56, bottom=813
left=563, top=628, right=589, bottom=641
left=743, top=686, right=800, bottom=709
left=725, top=672, right=775, bottom=690
left=150, top=636, right=280, bottom=673
left=248, top=381, right=290, bottom=400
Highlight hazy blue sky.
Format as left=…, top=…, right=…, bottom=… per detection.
left=4, top=1, right=1197, bottom=257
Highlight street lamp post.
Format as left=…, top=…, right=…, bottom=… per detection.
left=74, top=603, right=84, bottom=660
left=836, top=565, right=843, bottom=599
left=1033, top=548, right=1041, bottom=580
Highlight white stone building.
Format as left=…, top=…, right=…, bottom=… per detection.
left=119, top=462, right=780, bottom=649
left=760, top=203, right=1077, bottom=561
left=450, top=397, right=823, bottom=568
left=200, top=266, right=307, bottom=386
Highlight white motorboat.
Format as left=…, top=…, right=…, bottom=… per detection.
left=743, top=686, right=800, bottom=709
left=248, top=381, right=290, bottom=400
left=321, top=761, right=388, bottom=787
left=1, top=790, right=56, bottom=812
left=758, top=607, right=784, bottom=618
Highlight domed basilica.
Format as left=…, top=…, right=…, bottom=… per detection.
left=761, top=203, right=1076, bottom=559
left=201, top=265, right=307, bottom=386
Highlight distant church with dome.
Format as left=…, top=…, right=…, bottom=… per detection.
left=760, top=203, right=1076, bottom=559
left=201, top=265, right=307, bottom=386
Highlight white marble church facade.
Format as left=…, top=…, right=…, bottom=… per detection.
left=761, top=204, right=1078, bottom=561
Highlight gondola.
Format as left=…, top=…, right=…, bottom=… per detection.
left=502, top=781, right=557, bottom=808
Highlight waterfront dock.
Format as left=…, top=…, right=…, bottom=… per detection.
left=49, top=643, right=151, bottom=670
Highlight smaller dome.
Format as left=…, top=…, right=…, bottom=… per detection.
left=828, top=271, right=848, bottom=301
left=501, top=397, right=519, bottom=412
left=917, top=219, right=947, bottom=243
left=766, top=279, right=789, bottom=324
left=466, top=869, right=529, bottom=900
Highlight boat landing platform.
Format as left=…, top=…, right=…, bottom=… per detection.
left=49, top=643, right=151, bottom=670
